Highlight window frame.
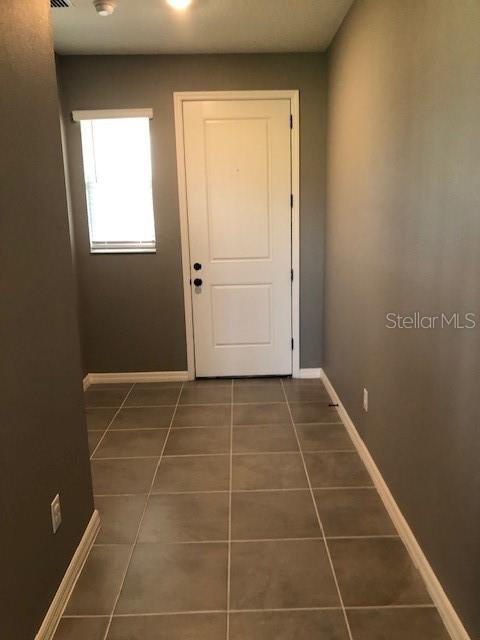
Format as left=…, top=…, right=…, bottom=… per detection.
left=73, top=109, right=156, bottom=255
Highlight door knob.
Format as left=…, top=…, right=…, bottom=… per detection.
left=193, top=278, right=203, bottom=287
left=193, top=262, right=202, bottom=271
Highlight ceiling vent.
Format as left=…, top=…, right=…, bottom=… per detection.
left=50, top=0, right=72, bottom=7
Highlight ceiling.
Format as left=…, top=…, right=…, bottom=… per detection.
left=52, top=0, right=353, bottom=55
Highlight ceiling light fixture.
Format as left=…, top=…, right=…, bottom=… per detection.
left=167, top=0, right=192, bottom=10
left=93, top=0, right=116, bottom=16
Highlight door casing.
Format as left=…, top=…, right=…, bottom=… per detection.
left=173, top=90, right=300, bottom=379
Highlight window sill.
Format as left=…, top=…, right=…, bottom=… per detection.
left=90, top=248, right=157, bottom=255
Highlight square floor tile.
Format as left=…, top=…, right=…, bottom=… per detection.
left=88, top=431, right=103, bottom=455
left=110, top=406, right=174, bottom=430
left=290, top=402, right=341, bottom=424
left=125, top=386, right=181, bottom=406
left=138, top=493, right=229, bottom=542
left=231, top=490, right=320, bottom=539
left=329, top=538, right=431, bottom=606
left=91, top=459, right=158, bottom=495
left=173, top=404, right=230, bottom=427
left=95, top=495, right=147, bottom=544
left=230, top=539, right=339, bottom=609
left=234, top=384, right=285, bottom=403
left=304, top=452, right=372, bottom=487
left=233, top=403, right=290, bottom=425
left=233, top=425, right=298, bottom=453
left=232, top=453, right=307, bottom=490
left=65, top=545, right=131, bottom=615
left=84, top=385, right=131, bottom=408
left=93, top=429, right=168, bottom=459
left=283, top=382, right=331, bottom=403
left=153, top=454, right=229, bottom=492
left=116, top=542, right=228, bottom=613
left=296, top=424, right=354, bottom=451
left=86, top=408, right=117, bottom=431
left=346, top=607, right=450, bottom=640
left=179, top=386, right=232, bottom=405
left=164, top=427, right=230, bottom=455
left=314, top=488, right=396, bottom=537
left=229, top=610, right=349, bottom=640
left=53, top=617, right=109, bottom=640
left=107, top=613, right=227, bottom=640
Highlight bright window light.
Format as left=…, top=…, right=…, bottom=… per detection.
left=79, top=117, right=156, bottom=253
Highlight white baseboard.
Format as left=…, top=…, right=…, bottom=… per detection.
left=35, top=510, right=100, bottom=640
left=85, top=370, right=190, bottom=385
left=319, top=369, right=470, bottom=640
left=297, top=368, right=322, bottom=379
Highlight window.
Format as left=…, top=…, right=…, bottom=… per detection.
left=77, top=112, right=156, bottom=253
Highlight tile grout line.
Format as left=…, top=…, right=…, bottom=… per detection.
left=93, top=533, right=400, bottom=546
left=62, top=602, right=437, bottom=620
left=87, top=400, right=337, bottom=409
left=91, top=449, right=357, bottom=461
left=343, top=603, right=438, bottom=610
left=90, top=423, right=344, bottom=434
left=91, top=420, right=344, bottom=431
left=62, top=604, right=436, bottom=620
left=90, top=385, right=136, bottom=460
left=93, top=456, right=161, bottom=461
left=99, top=381, right=185, bottom=640
left=92, top=484, right=377, bottom=498
left=280, top=378, right=355, bottom=640
left=226, top=378, right=234, bottom=640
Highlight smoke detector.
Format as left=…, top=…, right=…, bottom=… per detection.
left=93, top=0, right=116, bottom=15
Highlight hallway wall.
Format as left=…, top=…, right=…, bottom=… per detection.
left=324, top=0, right=480, bottom=636
left=58, top=53, right=327, bottom=375
left=0, top=2, right=94, bottom=638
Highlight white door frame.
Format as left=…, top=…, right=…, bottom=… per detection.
left=173, top=90, right=300, bottom=380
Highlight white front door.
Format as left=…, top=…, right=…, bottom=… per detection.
left=182, top=98, right=292, bottom=377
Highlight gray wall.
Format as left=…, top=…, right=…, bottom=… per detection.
left=324, top=1, right=480, bottom=637
left=58, top=53, right=327, bottom=375
left=0, top=3, right=94, bottom=638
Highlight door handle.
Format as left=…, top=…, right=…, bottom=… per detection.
left=193, top=262, right=202, bottom=271
left=193, top=278, right=203, bottom=287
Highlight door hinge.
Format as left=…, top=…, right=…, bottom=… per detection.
left=291, top=338, right=294, bottom=350
left=290, top=194, right=294, bottom=208
left=291, top=269, right=294, bottom=282
left=290, top=114, right=293, bottom=129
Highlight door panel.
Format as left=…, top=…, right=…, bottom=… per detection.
left=183, top=99, right=292, bottom=377
left=205, top=118, right=271, bottom=260
left=211, top=284, right=272, bottom=346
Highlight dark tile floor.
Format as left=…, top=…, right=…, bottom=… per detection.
left=55, top=378, right=450, bottom=640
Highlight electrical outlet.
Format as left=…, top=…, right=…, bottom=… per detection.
left=51, top=494, right=62, bottom=534
left=363, top=388, right=368, bottom=412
